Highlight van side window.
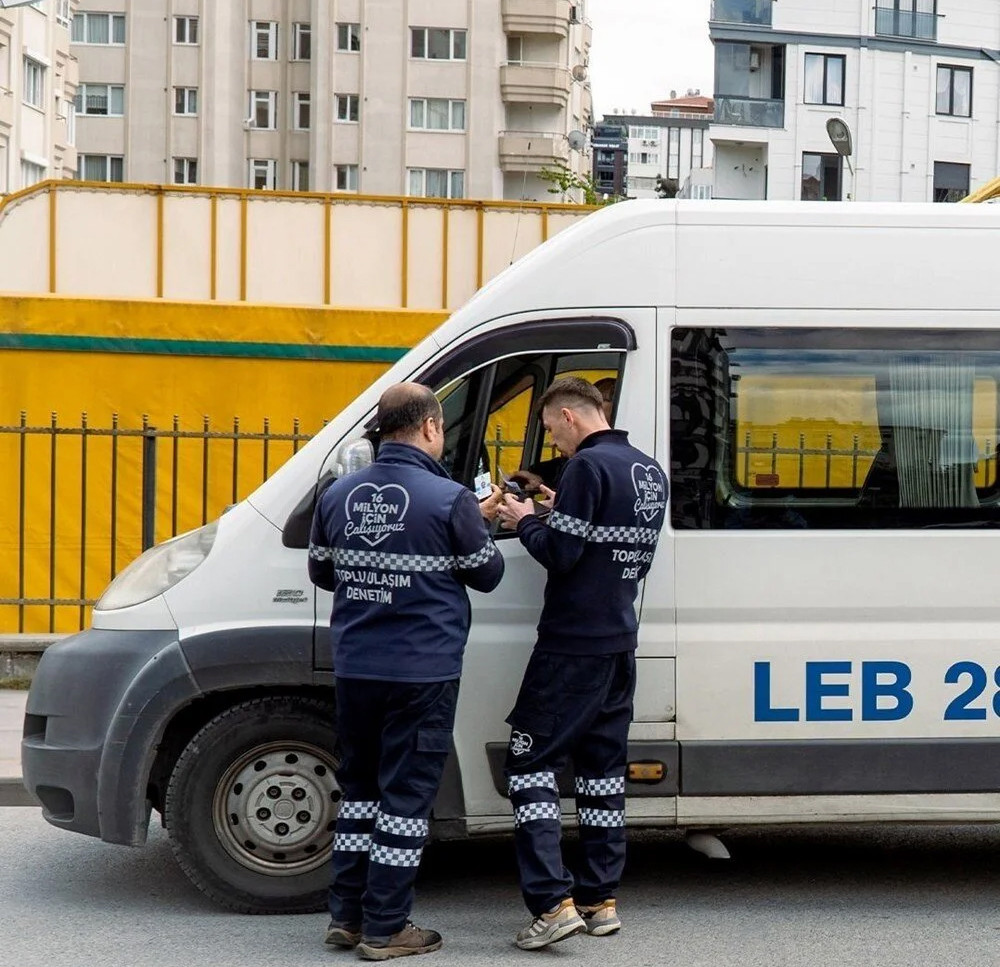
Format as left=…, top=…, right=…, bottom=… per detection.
left=434, top=351, right=623, bottom=490
left=672, top=327, right=1000, bottom=529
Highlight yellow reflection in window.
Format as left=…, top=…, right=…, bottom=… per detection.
left=734, top=375, right=997, bottom=490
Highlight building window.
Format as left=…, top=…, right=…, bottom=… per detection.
left=629, top=151, right=659, bottom=166
left=174, top=16, right=199, bottom=45
left=335, top=164, right=359, bottom=192
left=408, top=168, right=465, bottom=199
left=410, top=27, right=467, bottom=61
left=65, top=101, right=76, bottom=145
left=671, top=326, right=1000, bottom=530
left=79, top=154, right=124, bottom=182
left=21, top=159, right=46, bottom=188
left=801, top=152, right=842, bottom=201
left=668, top=128, right=680, bottom=178
left=933, top=161, right=970, bottom=202
left=507, top=36, right=523, bottom=64
left=75, top=83, right=124, bottom=117
left=249, top=90, right=277, bottom=129
left=292, top=23, right=311, bottom=60
left=804, top=53, right=845, bottom=106
left=291, top=161, right=309, bottom=192
left=335, top=94, right=359, bottom=122
left=71, top=12, right=125, bottom=45
left=22, top=58, right=44, bottom=108
left=173, top=87, right=197, bottom=116
left=251, top=21, right=278, bottom=60
left=173, top=158, right=197, bottom=185
left=630, top=125, right=660, bottom=141
left=692, top=128, right=704, bottom=168
left=936, top=65, right=972, bottom=118
left=337, top=23, right=361, bottom=52
left=409, top=98, right=465, bottom=131
left=249, top=159, right=277, bottom=190
left=293, top=92, right=310, bottom=130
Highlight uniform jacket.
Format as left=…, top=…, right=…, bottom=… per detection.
left=515, top=429, right=667, bottom=654
left=309, top=442, right=504, bottom=682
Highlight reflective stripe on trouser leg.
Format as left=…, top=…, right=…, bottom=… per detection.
left=508, top=771, right=572, bottom=917
left=329, top=800, right=377, bottom=925
left=574, top=778, right=627, bottom=906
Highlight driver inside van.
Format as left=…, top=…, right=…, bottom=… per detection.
left=507, top=377, right=616, bottom=496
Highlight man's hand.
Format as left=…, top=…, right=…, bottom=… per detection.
left=507, top=469, right=545, bottom=495
left=498, top=493, right=536, bottom=530
left=478, top=485, right=503, bottom=522
left=536, top=485, right=556, bottom=511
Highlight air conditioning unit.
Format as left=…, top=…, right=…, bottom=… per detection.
left=749, top=49, right=761, bottom=71
left=642, top=139, right=657, bottom=147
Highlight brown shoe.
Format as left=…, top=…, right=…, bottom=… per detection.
left=324, top=920, right=362, bottom=949
left=357, top=922, right=443, bottom=961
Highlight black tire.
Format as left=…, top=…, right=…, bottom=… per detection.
left=164, top=696, right=340, bottom=914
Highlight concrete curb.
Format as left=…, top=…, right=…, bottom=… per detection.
left=0, top=777, right=37, bottom=807
left=0, top=635, right=65, bottom=680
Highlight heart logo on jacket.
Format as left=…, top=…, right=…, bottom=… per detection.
left=631, top=463, right=666, bottom=523
left=343, top=483, right=410, bottom=547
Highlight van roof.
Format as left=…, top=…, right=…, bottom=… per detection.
left=435, top=200, right=1000, bottom=333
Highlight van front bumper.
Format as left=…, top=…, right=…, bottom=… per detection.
left=21, top=628, right=198, bottom=846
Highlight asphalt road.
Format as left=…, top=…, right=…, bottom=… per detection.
left=3, top=807, right=1000, bottom=967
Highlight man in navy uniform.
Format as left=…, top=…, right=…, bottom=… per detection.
left=309, top=382, right=504, bottom=960
left=497, top=377, right=667, bottom=950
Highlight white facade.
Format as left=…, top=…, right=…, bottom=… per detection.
left=71, top=0, right=593, bottom=200
left=0, top=0, right=78, bottom=194
left=709, top=0, right=1000, bottom=201
left=605, top=112, right=713, bottom=199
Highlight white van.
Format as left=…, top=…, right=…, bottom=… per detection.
left=22, top=200, right=1000, bottom=913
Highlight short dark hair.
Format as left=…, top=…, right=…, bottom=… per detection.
left=537, top=377, right=604, bottom=416
left=376, top=384, right=442, bottom=441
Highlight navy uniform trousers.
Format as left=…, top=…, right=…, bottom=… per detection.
left=329, top=676, right=459, bottom=939
left=504, top=649, right=636, bottom=916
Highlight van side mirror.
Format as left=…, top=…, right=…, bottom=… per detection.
left=281, top=438, right=375, bottom=548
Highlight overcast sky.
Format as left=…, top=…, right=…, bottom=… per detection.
left=586, top=0, right=715, bottom=118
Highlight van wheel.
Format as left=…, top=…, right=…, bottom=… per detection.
left=164, top=696, right=339, bottom=914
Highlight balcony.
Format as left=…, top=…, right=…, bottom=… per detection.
left=874, top=5, right=937, bottom=41
left=711, top=0, right=773, bottom=26
left=502, top=0, right=572, bottom=38
left=498, top=130, right=570, bottom=172
left=500, top=63, right=572, bottom=108
left=0, top=90, right=13, bottom=130
left=714, top=95, right=784, bottom=128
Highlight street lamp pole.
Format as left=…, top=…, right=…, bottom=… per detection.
left=826, top=117, right=855, bottom=201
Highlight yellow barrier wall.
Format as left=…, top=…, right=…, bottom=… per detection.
left=0, top=295, right=446, bottom=633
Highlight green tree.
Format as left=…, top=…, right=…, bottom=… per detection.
left=655, top=175, right=679, bottom=199
left=538, top=164, right=612, bottom=205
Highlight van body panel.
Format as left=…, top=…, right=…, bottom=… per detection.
left=22, top=630, right=191, bottom=842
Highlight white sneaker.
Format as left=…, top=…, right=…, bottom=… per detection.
left=515, top=898, right=586, bottom=950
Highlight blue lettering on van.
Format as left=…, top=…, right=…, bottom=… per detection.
left=753, top=662, right=799, bottom=721
left=753, top=660, right=915, bottom=723
left=861, top=661, right=913, bottom=721
left=805, top=661, right=853, bottom=721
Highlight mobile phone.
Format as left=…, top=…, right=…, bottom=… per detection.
left=499, top=471, right=528, bottom=501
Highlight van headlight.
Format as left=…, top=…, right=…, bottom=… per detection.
left=96, top=521, right=219, bottom=612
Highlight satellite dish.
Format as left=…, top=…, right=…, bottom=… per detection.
left=567, top=130, right=586, bottom=151
left=571, top=64, right=588, bottom=82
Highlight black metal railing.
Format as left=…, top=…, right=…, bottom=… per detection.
left=0, top=413, right=312, bottom=633
left=874, top=5, right=937, bottom=40
left=738, top=433, right=995, bottom=490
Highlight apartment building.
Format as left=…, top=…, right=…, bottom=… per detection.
left=0, top=0, right=78, bottom=193
left=603, top=92, right=715, bottom=199
left=709, top=0, right=1000, bottom=201
left=71, top=0, right=593, bottom=200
